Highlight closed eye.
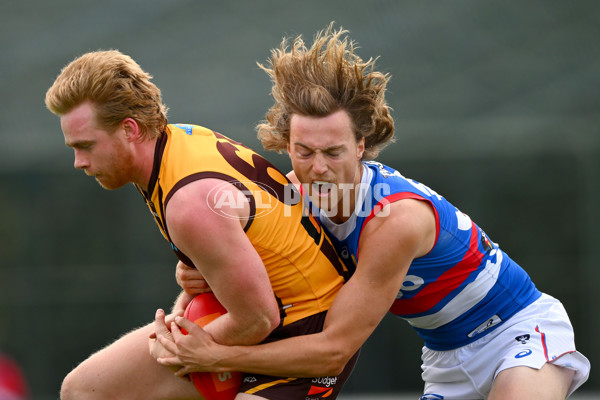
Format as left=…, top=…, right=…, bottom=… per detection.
left=293, top=144, right=313, bottom=158
left=67, top=140, right=95, bottom=150
left=292, top=143, right=344, bottom=158
left=297, top=150, right=313, bottom=158
left=326, top=150, right=343, bottom=157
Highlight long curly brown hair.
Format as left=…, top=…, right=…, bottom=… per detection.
left=257, top=23, right=395, bottom=160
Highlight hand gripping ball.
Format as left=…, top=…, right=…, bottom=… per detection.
left=183, top=293, right=243, bottom=400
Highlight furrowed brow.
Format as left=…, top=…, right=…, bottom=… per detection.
left=65, top=140, right=94, bottom=149
left=293, top=142, right=344, bottom=152
left=324, top=144, right=345, bottom=152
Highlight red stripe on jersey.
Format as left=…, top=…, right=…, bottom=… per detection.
left=358, top=192, right=440, bottom=260
left=390, top=221, right=484, bottom=315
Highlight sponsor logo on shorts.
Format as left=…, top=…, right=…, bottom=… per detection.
left=311, top=377, right=338, bottom=387
left=306, top=385, right=334, bottom=398
left=515, top=349, right=533, bottom=358
left=243, top=376, right=257, bottom=383
left=467, top=315, right=502, bottom=338
left=515, top=334, right=530, bottom=344
left=306, top=377, right=338, bottom=398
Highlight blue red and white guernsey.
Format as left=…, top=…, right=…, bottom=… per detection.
left=317, top=161, right=542, bottom=351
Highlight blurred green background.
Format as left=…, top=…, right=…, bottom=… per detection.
left=0, top=1, right=598, bottom=398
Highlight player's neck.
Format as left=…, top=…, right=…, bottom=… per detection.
left=131, top=137, right=159, bottom=191
left=330, top=162, right=364, bottom=224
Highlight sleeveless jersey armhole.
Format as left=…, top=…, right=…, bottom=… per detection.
left=357, top=192, right=440, bottom=260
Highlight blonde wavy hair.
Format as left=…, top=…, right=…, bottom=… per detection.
left=257, top=23, right=395, bottom=160
left=45, top=50, right=168, bottom=139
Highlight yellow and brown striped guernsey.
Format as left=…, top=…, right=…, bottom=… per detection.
left=137, top=124, right=349, bottom=326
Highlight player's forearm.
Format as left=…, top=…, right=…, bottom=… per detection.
left=171, top=291, right=194, bottom=314
left=209, top=332, right=351, bottom=377
left=205, top=312, right=279, bottom=346
left=208, top=274, right=390, bottom=376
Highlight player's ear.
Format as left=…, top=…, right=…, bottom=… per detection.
left=121, top=118, right=141, bottom=142
left=356, top=137, right=365, bottom=160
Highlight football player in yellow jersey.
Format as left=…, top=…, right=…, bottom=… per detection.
left=45, top=50, right=356, bottom=400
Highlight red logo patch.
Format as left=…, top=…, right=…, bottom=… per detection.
left=307, top=386, right=334, bottom=397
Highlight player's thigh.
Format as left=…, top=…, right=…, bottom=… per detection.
left=62, top=322, right=201, bottom=400
left=489, top=363, right=574, bottom=400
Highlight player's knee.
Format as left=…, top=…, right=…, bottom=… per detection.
left=60, top=370, right=79, bottom=400
left=60, top=367, right=98, bottom=400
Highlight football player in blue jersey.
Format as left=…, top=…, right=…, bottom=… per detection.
left=156, top=23, right=590, bottom=400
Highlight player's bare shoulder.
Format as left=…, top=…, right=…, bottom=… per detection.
left=166, top=178, right=251, bottom=229
left=363, top=198, right=436, bottom=259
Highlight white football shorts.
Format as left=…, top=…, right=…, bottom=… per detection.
left=419, top=293, right=590, bottom=400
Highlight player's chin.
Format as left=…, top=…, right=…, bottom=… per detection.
left=96, top=176, right=127, bottom=190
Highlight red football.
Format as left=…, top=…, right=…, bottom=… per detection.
left=183, top=293, right=243, bottom=400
